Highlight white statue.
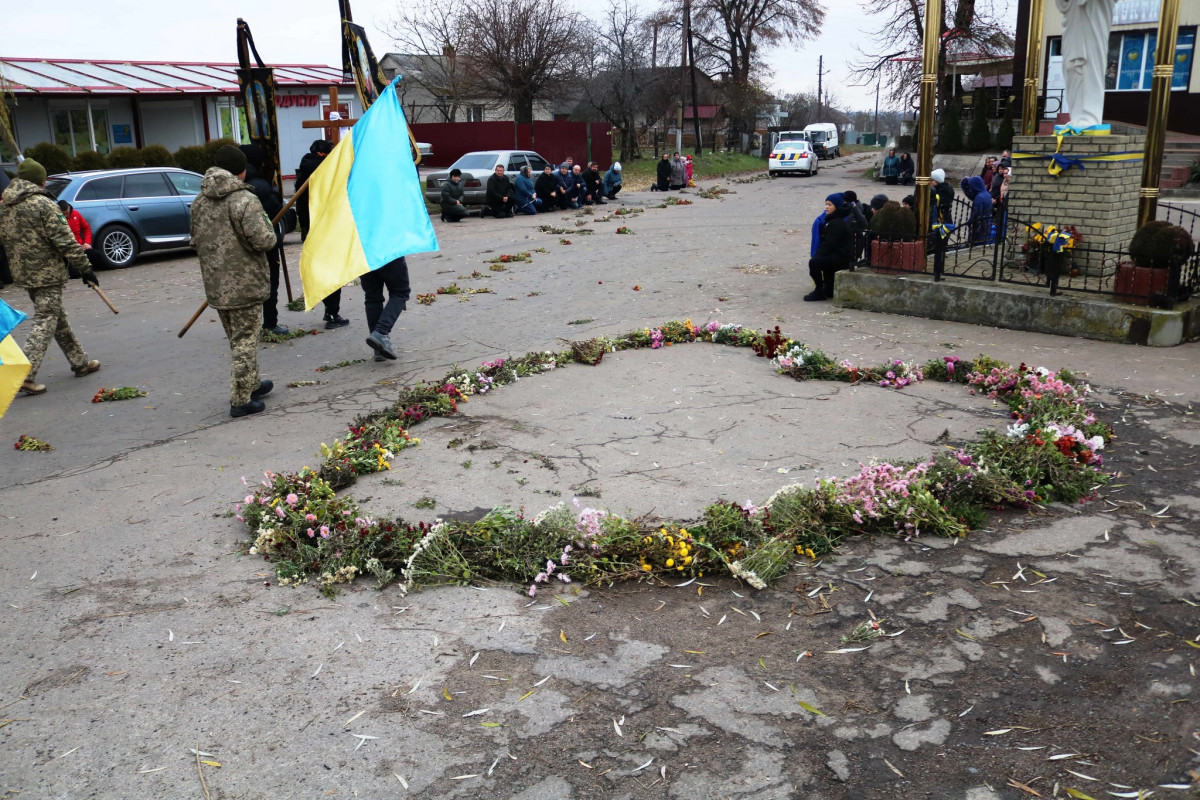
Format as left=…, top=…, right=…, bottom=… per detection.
left=1056, top=0, right=1116, bottom=128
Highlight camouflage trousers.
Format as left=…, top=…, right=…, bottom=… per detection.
left=24, top=285, right=88, bottom=380
left=217, top=305, right=262, bottom=407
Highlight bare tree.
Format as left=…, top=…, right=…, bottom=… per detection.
left=676, top=0, right=825, bottom=148
left=460, top=0, right=585, bottom=124
left=578, top=0, right=665, bottom=161
left=386, top=0, right=477, bottom=122
left=850, top=0, right=1013, bottom=116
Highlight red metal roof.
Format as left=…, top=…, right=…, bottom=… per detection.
left=682, top=105, right=722, bottom=120
left=0, top=57, right=350, bottom=95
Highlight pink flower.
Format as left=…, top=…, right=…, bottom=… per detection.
left=528, top=585, right=538, bottom=597
left=286, top=493, right=298, bottom=506
left=275, top=506, right=285, bottom=518
left=245, top=495, right=255, bottom=504
left=306, top=513, right=316, bottom=522
left=307, top=528, right=316, bottom=537
left=535, top=572, right=547, bottom=583
left=319, top=526, right=330, bottom=538
left=558, top=574, right=572, bottom=583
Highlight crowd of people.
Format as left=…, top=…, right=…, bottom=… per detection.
left=441, top=157, right=625, bottom=221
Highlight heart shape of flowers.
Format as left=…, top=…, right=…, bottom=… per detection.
left=237, top=320, right=1110, bottom=595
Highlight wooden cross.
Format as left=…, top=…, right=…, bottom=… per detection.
left=301, top=86, right=359, bottom=144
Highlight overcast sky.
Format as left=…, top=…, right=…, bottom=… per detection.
left=3, top=0, right=1013, bottom=113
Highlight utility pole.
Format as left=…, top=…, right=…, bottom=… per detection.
left=817, top=55, right=823, bottom=119
left=677, top=6, right=687, bottom=153
left=874, top=78, right=880, bottom=144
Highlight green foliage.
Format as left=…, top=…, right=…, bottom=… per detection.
left=139, top=144, right=175, bottom=167
left=204, top=137, right=239, bottom=163
left=23, top=142, right=72, bottom=176
left=106, top=146, right=145, bottom=168
left=173, top=145, right=210, bottom=174
left=939, top=99, right=964, bottom=153
left=967, top=94, right=992, bottom=152
left=869, top=200, right=918, bottom=240
left=1129, top=220, right=1194, bottom=268
left=995, top=100, right=1015, bottom=150
left=72, top=150, right=108, bottom=171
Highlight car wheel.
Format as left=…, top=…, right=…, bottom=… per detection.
left=96, top=225, right=139, bottom=269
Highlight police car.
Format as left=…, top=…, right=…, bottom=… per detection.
left=768, top=141, right=818, bottom=177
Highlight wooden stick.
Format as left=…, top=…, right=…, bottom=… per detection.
left=272, top=179, right=308, bottom=226
left=178, top=301, right=208, bottom=339
left=88, top=283, right=119, bottom=314
left=278, top=241, right=294, bottom=303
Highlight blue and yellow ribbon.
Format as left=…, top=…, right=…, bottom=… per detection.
left=932, top=222, right=956, bottom=240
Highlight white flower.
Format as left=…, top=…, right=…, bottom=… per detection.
left=1006, top=422, right=1029, bottom=438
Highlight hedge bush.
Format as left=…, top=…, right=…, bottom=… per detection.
left=106, top=146, right=145, bottom=168
left=23, top=142, right=73, bottom=176
left=173, top=145, right=209, bottom=174
left=140, top=144, right=175, bottom=167
left=72, top=150, right=109, bottom=171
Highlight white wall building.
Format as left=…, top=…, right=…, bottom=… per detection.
left=1, top=58, right=358, bottom=179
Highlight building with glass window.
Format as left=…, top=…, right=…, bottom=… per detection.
left=1041, top=0, right=1199, bottom=133
left=0, top=58, right=357, bottom=179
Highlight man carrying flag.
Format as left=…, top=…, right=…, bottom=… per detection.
left=0, top=159, right=101, bottom=396
left=299, top=78, right=437, bottom=362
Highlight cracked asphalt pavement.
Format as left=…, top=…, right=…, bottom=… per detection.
left=1, top=153, right=1198, bottom=798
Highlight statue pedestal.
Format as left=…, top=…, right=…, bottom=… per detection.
left=1010, top=134, right=1144, bottom=273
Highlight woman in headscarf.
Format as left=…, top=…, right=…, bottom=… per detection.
left=898, top=152, right=915, bottom=185
left=881, top=149, right=901, bottom=184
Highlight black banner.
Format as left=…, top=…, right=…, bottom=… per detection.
left=341, top=20, right=388, bottom=112
left=235, top=19, right=283, bottom=192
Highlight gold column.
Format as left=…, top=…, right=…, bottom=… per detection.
left=1138, top=0, right=1183, bottom=227
left=1021, top=0, right=1046, bottom=135
left=914, top=0, right=943, bottom=234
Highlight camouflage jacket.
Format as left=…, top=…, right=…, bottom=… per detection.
left=190, top=167, right=277, bottom=310
left=0, top=178, right=91, bottom=288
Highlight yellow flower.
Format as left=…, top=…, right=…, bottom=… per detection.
left=665, top=558, right=675, bottom=567
left=641, top=563, right=652, bottom=572
left=683, top=556, right=692, bottom=565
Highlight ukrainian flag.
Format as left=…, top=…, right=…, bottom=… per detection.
left=300, top=77, right=438, bottom=310
left=0, top=298, right=31, bottom=418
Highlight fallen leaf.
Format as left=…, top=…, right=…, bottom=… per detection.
left=797, top=700, right=826, bottom=716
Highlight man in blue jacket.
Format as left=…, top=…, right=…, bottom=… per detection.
left=603, top=162, right=623, bottom=200
left=555, top=163, right=580, bottom=209
left=514, top=165, right=538, bottom=215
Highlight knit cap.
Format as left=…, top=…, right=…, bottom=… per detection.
left=825, top=192, right=846, bottom=208
left=931, top=168, right=946, bottom=183
left=17, top=159, right=46, bottom=184
left=214, top=145, right=248, bottom=175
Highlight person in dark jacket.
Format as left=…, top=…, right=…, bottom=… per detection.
left=514, top=165, right=538, bottom=214
left=806, top=192, right=853, bottom=301
left=843, top=190, right=869, bottom=263
left=930, top=169, right=955, bottom=277
left=292, top=139, right=348, bottom=328
left=555, top=163, right=581, bottom=208
left=294, top=139, right=332, bottom=240
left=581, top=162, right=605, bottom=205
left=961, top=175, right=994, bottom=245
left=239, top=144, right=292, bottom=335
left=484, top=164, right=515, bottom=218
left=440, top=169, right=469, bottom=222
left=535, top=164, right=560, bottom=208
left=654, top=154, right=671, bottom=191
left=898, top=153, right=915, bottom=185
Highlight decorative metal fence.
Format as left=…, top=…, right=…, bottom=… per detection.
left=852, top=196, right=1196, bottom=305
left=1156, top=202, right=1200, bottom=298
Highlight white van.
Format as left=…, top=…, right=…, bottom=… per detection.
left=802, top=123, right=840, bottom=158
left=775, top=125, right=840, bottom=158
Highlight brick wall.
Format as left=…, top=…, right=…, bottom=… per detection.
left=1009, top=134, right=1145, bottom=273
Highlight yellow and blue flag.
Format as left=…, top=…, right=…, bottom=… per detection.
left=0, top=298, right=31, bottom=418
left=300, top=78, right=438, bottom=310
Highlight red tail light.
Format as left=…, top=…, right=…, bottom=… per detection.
left=465, top=179, right=482, bottom=188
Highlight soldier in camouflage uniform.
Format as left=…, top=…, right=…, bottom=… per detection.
left=190, top=146, right=279, bottom=418
left=0, top=159, right=101, bottom=396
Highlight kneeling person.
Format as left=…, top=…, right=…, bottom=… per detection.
left=190, top=146, right=278, bottom=418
